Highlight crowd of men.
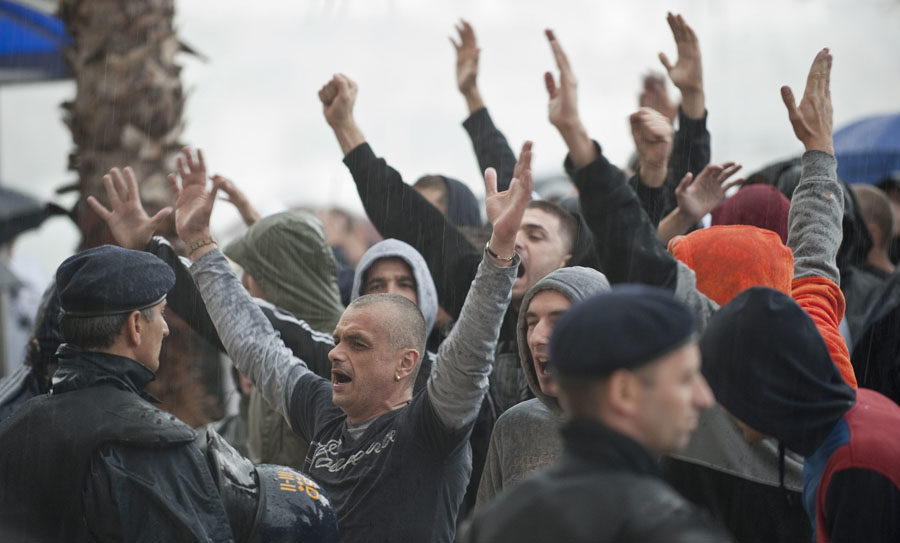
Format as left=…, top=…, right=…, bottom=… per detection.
left=2, top=12, right=900, bottom=543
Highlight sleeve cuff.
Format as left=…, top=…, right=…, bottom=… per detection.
left=341, top=141, right=375, bottom=168
left=800, top=149, right=838, bottom=179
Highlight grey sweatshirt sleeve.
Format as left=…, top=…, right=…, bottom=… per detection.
left=787, top=150, right=843, bottom=283
left=190, top=249, right=314, bottom=426
left=427, top=251, right=518, bottom=430
left=674, top=261, right=720, bottom=334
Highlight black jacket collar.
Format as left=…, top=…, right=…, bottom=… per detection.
left=561, top=417, right=663, bottom=478
left=51, top=343, right=158, bottom=402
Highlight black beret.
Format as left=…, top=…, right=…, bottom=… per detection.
left=550, top=284, right=695, bottom=377
left=56, top=245, right=175, bottom=317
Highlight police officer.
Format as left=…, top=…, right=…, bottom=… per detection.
left=463, top=285, right=732, bottom=542
left=0, top=245, right=342, bottom=542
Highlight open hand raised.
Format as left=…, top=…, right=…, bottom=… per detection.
left=781, top=48, right=834, bottom=154
left=86, top=167, right=172, bottom=250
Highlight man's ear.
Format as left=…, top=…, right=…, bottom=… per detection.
left=560, top=253, right=573, bottom=267
left=396, top=349, right=420, bottom=381
left=605, top=369, right=641, bottom=417
left=123, top=310, right=143, bottom=347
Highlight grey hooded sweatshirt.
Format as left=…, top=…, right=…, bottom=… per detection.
left=351, top=238, right=439, bottom=337
left=475, top=267, right=610, bottom=508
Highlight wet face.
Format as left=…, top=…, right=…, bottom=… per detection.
left=513, top=209, right=572, bottom=303
left=631, top=342, right=715, bottom=455
left=328, top=305, right=401, bottom=421
left=524, top=289, right=572, bottom=398
left=134, top=301, right=169, bottom=374
left=362, top=257, right=418, bottom=305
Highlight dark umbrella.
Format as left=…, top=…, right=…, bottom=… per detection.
left=0, top=186, right=67, bottom=245
left=834, top=112, right=900, bottom=185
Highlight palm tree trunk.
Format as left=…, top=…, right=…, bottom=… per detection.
left=58, top=0, right=222, bottom=426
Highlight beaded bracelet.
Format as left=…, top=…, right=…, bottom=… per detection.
left=188, top=236, right=217, bottom=255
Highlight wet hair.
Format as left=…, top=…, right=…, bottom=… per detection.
left=851, top=185, right=894, bottom=249
left=58, top=308, right=154, bottom=350
left=527, top=200, right=578, bottom=254
left=347, top=294, right=426, bottom=360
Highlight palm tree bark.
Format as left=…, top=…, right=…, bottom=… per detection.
left=58, top=0, right=222, bottom=426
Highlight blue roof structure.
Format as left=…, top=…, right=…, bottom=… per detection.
left=0, top=0, right=71, bottom=84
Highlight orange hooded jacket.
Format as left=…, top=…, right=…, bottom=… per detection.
left=669, top=225, right=856, bottom=388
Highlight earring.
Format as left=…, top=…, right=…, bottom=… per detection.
left=395, top=374, right=401, bottom=381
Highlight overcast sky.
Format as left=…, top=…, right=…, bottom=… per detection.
left=3, top=0, right=900, bottom=279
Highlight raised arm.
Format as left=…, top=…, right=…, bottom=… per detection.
left=170, top=147, right=320, bottom=423
left=546, top=28, right=718, bottom=328
left=453, top=19, right=518, bottom=191
left=781, top=49, right=856, bottom=387
left=639, top=13, right=712, bottom=226
left=88, top=161, right=335, bottom=379
left=320, top=74, right=482, bottom=318
left=427, top=142, right=529, bottom=429
left=657, top=162, right=743, bottom=245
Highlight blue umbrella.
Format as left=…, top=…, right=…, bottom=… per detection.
left=834, top=112, right=900, bottom=185
left=0, top=0, right=71, bottom=84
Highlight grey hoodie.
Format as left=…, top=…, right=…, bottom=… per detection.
left=351, top=238, right=439, bottom=337
left=476, top=267, right=610, bottom=507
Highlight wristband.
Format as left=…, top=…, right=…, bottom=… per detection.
left=485, top=241, right=515, bottom=263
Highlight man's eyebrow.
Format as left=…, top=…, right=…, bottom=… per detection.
left=520, top=223, right=550, bottom=235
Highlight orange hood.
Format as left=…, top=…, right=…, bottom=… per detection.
left=668, top=225, right=794, bottom=306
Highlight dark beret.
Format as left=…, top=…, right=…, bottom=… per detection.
left=56, top=245, right=175, bottom=317
left=550, top=284, right=695, bottom=377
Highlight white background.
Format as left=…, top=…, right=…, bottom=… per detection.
left=3, top=0, right=900, bottom=279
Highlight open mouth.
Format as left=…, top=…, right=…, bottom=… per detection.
left=331, top=369, right=353, bottom=385
left=516, top=262, right=526, bottom=279
left=536, top=358, right=549, bottom=376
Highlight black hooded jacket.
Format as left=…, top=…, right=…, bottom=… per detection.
left=701, top=288, right=900, bottom=542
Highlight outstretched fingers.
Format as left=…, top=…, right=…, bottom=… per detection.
left=86, top=196, right=112, bottom=221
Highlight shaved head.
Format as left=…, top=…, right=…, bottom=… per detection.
left=348, top=293, right=427, bottom=359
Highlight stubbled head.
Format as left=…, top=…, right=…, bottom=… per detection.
left=328, top=294, right=426, bottom=423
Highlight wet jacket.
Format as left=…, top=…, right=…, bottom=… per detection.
left=476, top=267, right=609, bottom=507
left=463, top=418, right=732, bottom=543
left=0, top=344, right=233, bottom=542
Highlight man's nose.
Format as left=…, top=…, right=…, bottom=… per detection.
left=694, top=374, right=716, bottom=408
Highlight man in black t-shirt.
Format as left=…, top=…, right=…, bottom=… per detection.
left=169, top=142, right=533, bottom=542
